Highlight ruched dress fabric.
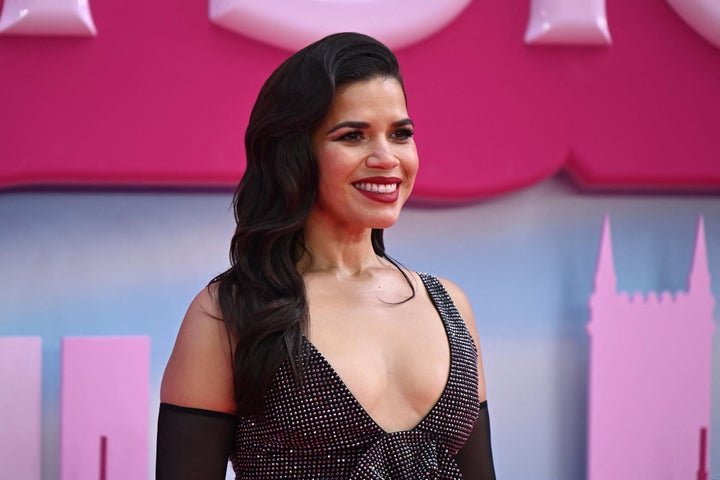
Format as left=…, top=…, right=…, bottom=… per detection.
left=230, top=273, right=482, bottom=479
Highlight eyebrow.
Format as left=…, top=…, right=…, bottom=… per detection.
left=325, top=118, right=414, bottom=135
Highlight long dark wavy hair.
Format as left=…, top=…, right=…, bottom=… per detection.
left=211, top=32, right=412, bottom=416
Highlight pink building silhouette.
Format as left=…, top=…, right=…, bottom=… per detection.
left=587, top=216, right=714, bottom=480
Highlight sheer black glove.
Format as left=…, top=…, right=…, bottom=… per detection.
left=455, top=401, right=497, bottom=479
left=156, top=402, right=237, bottom=480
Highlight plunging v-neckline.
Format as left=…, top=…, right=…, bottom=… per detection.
left=301, top=273, right=453, bottom=435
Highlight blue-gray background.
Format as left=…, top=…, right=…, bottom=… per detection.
left=1, top=175, right=718, bottom=479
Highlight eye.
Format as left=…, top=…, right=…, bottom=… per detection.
left=336, top=130, right=365, bottom=142
left=391, top=128, right=415, bottom=141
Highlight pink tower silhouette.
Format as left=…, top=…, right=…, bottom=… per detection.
left=587, top=216, right=715, bottom=480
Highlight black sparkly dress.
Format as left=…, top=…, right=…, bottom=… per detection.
left=229, top=273, right=483, bottom=479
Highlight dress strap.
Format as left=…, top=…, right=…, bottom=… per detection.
left=417, top=272, right=475, bottom=354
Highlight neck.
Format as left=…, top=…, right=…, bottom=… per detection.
left=300, top=213, right=384, bottom=277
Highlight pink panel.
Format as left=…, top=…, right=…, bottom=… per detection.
left=587, top=217, right=715, bottom=480
left=60, top=336, right=150, bottom=480
left=0, top=337, right=42, bottom=480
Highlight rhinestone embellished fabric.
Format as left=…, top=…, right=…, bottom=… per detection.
left=230, top=273, right=481, bottom=479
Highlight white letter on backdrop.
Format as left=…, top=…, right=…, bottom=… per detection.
left=0, top=0, right=96, bottom=36
left=209, top=0, right=471, bottom=51
left=525, top=0, right=611, bottom=45
left=666, top=0, right=720, bottom=49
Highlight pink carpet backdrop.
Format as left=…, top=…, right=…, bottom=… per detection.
left=587, top=217, right=715, bottom=479
left=0, top=337, right=42, bottom=480
left=1, top=0, right=720, bottom=200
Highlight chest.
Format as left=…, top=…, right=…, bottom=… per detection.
left=304, top=278, right=451, bottom=431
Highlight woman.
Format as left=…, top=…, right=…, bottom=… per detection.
left=157, top=32, right=496, bottom=479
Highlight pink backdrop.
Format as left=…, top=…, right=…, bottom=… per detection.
left=1, top=0, right=719, bottom=200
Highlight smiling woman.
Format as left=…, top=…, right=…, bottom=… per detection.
left=157, top=32, right=496, bottom=479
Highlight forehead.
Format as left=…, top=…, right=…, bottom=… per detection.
left=327, top=77, right=407, bottom=118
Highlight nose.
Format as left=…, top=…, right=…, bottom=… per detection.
left=366, top=139, right=399, bottom=169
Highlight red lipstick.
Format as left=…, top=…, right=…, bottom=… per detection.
left=352, top=177, right=401, bottom=203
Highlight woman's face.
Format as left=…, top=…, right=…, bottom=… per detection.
left=311, top=77, right=418, bottom=232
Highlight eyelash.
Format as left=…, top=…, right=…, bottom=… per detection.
left=392, top=128, right=415, bottom=140
left=338, top=131, right=364, bottom=142
left=336, top=128, right=415, bottom=142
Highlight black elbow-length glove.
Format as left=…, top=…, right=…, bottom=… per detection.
left=455, top=401, right=497, bottom=479
left=156, top=403, right=237, bottom=480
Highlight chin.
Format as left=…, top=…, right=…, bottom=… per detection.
left=367, top=215, right=401, bottom=230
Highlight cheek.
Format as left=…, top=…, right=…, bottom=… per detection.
left=316, top=173, right=337, bottom=203
left=314, top=151, right=337, bottom=185
left=318, top=152, right=360, bottom=189
left=405, top=149, right=420, bottom=180
left=317, top=162, right=345, bottom=188
left=315, top=158, right=349, bottom=203
left=401, top=164, right=419, bottom=200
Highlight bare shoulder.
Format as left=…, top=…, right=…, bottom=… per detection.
left=436, top=276, right=487, bottom=400
left=160, top=284, right=237, bottom=414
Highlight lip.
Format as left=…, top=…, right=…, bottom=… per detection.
left=352, top=176, right=402, bottom=203
left=354, top=176, right=402, bottom=184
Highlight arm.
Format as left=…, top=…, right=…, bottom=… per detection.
left=156, top=403, right=236, bottom=479
left=157, top=287, right=238, bottom=479
left=454, top=401, right=496, bottom=479
left=439, top=278, right=496, bottom=480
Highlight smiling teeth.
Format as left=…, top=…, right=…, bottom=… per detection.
left=354, top=182, right=398, bottom=193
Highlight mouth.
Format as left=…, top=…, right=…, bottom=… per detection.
left=353, top=182, right=398, bottom=194
left=351, top=177, right=402, bottom=203
left=352, top=176, right=402, bottom=195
